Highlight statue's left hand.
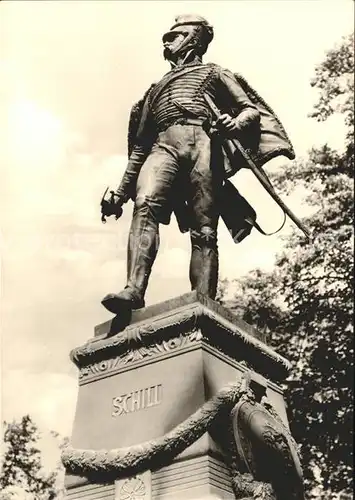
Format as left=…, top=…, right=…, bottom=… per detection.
left=100, top=190, right=124, bottom=223
left=212, top=113, right=240, bottom=137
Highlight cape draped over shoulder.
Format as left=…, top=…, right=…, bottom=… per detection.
left=232, top=72, right=295, bottom=167
left=125, top=69, right=295, bottom=234
left=127, top=69, right=295, bottom=167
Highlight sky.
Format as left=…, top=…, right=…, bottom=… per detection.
left=0, top=0, right=353, bottom=445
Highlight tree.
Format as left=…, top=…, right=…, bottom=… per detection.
left=0, top=415, right=64, bottom=500
left=218, top=32, right=354, bottom=499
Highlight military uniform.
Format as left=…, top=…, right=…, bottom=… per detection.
left=101, top=15, right=294, bottom=314
left=114, top=62, right=260, bottom=304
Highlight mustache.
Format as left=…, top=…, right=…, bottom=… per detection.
left=163, top=46, right=173, bottom=59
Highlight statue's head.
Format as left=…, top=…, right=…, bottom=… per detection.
left=162, top=14, right=214, bottom=64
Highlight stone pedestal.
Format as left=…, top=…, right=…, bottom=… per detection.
left=64, top=292, right=291, bottom=499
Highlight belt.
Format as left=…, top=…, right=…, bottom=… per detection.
left=183, top=118, right=206, bottom=126
left=157, top=117, right=207, bottom=132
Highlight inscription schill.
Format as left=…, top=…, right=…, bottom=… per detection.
left=112, top=384, right=162, bottom=417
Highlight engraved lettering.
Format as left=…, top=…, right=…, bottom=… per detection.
left=146, top=386, right=154, bottom=408
left=141, top=388, right=146, bottom=409
left=152, top=385, right=157, bottom=406
left=112, top=396, right=123, bottom=417
left=156, top=384, right=162, bottom=404
left=122, top=394, right=131, bottom=414
left=112, top=384, right=163, bottom=417
left=131, top=390, right=141, bottom=412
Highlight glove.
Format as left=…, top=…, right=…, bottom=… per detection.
left=210, top=113, right=241, bottom=138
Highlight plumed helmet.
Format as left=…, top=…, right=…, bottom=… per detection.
left=162, top=14, right=214, bottom=60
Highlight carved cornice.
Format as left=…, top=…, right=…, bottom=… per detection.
left=79, top=330, right=203, bottom=385
left=72, top=304, right=199, bottom=365
left=71, top=298, right=291, bottom=382
left=200, top=306, right=291, bottom=375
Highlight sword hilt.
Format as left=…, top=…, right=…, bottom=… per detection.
left=100, top=187, right=123, bottom=223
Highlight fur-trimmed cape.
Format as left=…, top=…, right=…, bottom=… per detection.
left=232, top=71, right=295, bottom=166
left=127, top=68, right=295, bottom=167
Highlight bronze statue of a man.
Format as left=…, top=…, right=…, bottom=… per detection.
left=101, top=14, right=295, bottom=314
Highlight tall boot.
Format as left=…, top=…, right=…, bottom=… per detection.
left=102, top=201, right=159, bottom=314
left=189, top=240, right=219, bottom=299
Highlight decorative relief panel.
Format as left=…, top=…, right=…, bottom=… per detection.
left=115, top=471, right=151, bottom=500
left=79, top=330, right=203, bottom=384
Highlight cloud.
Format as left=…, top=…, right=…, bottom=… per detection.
left=2, top=370, right=77, bottom=437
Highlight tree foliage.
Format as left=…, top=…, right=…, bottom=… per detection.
left=0, top=415, right=64, bottom=500
left=310, top=32, right=354, bottom=138
left=218, top=33, right=354, bottom=499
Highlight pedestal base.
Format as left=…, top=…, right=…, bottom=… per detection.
left=66, top=455, right=234, bottom=499
left=64, top=292, right=293, bottom=499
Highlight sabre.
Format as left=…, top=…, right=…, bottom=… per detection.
left=204, top=93, right=312, bottom=242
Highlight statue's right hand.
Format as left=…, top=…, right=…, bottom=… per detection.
left=100, top=189, right=124, bottom=223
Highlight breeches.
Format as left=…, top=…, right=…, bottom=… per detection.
left=134, top=124, right=222, bottom=240
left=127, top=124, right=223, bottom=299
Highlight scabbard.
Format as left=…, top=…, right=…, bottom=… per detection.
left=204, top=93, right=311, bottom=241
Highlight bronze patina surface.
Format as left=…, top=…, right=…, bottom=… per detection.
left=100, top=14, right=295, bottom=315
